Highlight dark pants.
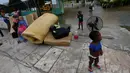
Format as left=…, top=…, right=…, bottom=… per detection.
left=89, top=56, right=99, bottom=68
left=12, top=23, right=18, bottom=38
left=7, top=23, right=11, bottom=32
left=12, top=22, right=18, bottom=34
left=0, top=30, right=4, bottom=37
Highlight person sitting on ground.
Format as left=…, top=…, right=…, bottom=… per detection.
left=50, top=23, right=70, bottom=39
left=18, top=16, right=28, bottom=43
left=88, top=31, right=103, bottom=72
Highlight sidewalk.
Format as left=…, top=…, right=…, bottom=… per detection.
left=0, top=6, right=130, bottom=73
left=0, top=38, right=130, bottom=73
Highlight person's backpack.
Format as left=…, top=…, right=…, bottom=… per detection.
left=50, top=25, right=70, bottom=39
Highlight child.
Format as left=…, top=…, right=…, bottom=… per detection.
left=18, top=16, right=28, bottom=43
left=88, top=31, right=103, bottom=72
left=77, top=11, right=83, bottom=30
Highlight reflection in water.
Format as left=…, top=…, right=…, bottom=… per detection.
left=102, top=6, right=130, bottom=26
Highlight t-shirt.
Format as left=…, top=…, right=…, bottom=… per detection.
left=18, top=20, right=28, bottom=27
left=18, top=20, right=28, bottom=33
left=89, top=42, right=102, bottom=52
left=77, top=14, right=83, bottom=22
left=89, top=42, right=102, bottom=57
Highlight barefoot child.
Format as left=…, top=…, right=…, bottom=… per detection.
left=77, top=11, right=83, bottom=30
left=88, top=31, right=103, bottom=72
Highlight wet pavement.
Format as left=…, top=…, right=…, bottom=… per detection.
left=63, top=5, right=130, bottom=53
left=0, top=4, right=130, bottom=73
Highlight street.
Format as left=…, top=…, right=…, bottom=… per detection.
left=0, top=4, right=130, bottom=73
left=64, top=5, right=130, bottom=52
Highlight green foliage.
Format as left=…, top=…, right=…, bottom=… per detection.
left=121, top=26, right=130, bottom=31
left=100, top=0, right=130, bottom=8
left=100, top=0, right=129, bottom=4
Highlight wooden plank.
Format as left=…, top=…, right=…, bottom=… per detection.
left=34, top=48, right=63, bottom=73
left=49, top=42, right=84, bottom=73
left=23, top=45, right=51, bottom=66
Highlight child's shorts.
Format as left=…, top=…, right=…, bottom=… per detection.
left=79, top=22, right=83, bottom=25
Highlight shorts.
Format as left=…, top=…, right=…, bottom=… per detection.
left=79, top=22, right=83, bottom=25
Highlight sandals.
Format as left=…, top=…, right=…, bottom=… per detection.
left=88, top=67, right=93, bottom=72
left=88, top=65, right=101, bottom=72
left=94, top=64, right=101, bottom=69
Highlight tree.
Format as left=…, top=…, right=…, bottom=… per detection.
left=76, top=0, right=80, bottom=3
